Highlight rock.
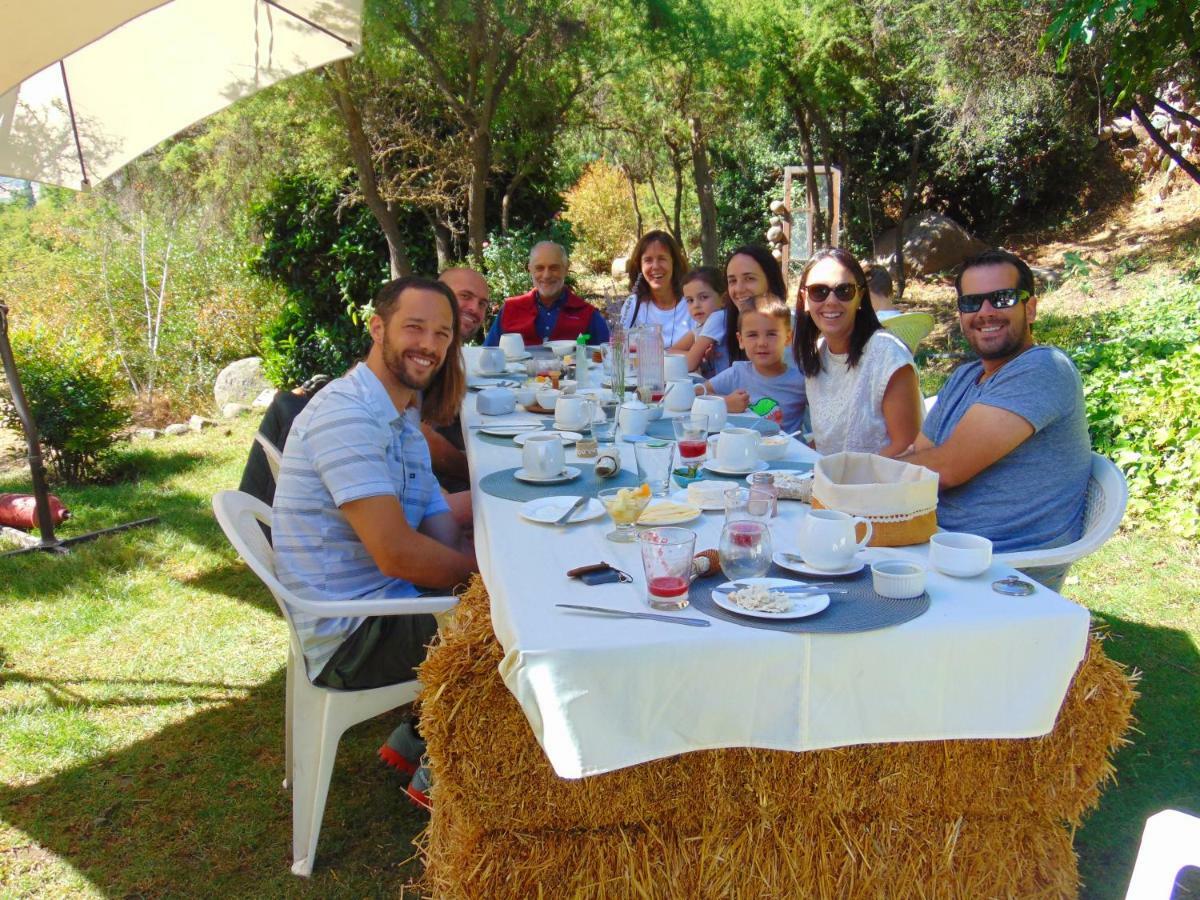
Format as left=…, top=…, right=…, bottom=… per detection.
left=214, top=357, right=271, bottom=408
left=189, top=415, right=218, bottom=432
left=164, top=423, right=190, bottom=436
left=252, top=388, right=277, bottom=409
left=222, top=402, right=252, bottom=419
left=769, top=199, right=788, bottom=215
left=1029, top=266, right=1063, bottom=292
left=873, top=212, right=988, bottom=278
left=611, top=257, right=628, bottom=279
left=133, top=428, right=160, bottom=441
left=766, top=224, right=785, bottom=243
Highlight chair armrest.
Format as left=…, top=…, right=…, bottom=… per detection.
left=993, top=546, right=1077, bottom=569
left=284, top=593, right=460, bottom=618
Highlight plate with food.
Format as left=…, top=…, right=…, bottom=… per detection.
left=711, top=577, right=831, bottom=620
left=637, top=499, right=701, bottom=526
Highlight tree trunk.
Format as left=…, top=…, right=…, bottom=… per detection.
left=647, top=173, right=671, bottom=233
left=501, top=170, right=528, bottom=234
left=812, top=108, right=838, bottom=246
left=331, top=62, right=412, bottom=278
left=1136, top=98, right=1200, bottom=186
left=895, top=133, right=923, bottom=301
left=427, top=213, right=453, bottom=270
left=622, top=163, right=643, bottom=238
left=467, top=127, right=492, bottom=265
left=670, top=155, right=684, bottom=247
left=793, top=104, right=826, bottom=256
left=690, top=116, right=719, bottom=266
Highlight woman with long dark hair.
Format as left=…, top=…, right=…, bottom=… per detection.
left=723, top=245, right=787, bottom=364
left=792, top=248, right=921, bottom=456
left=618, top=230, right=692, bottom=346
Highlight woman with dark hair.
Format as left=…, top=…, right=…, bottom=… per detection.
left=723, top=245, right=787, bottom=364
left=792, top=248, right=921, bottom=456
left=618, top=230, right=692, bottom=346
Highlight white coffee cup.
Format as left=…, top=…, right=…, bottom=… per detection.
left=797, top=509, right=874, bottom=570
left=522, top=433, right=565, bottom=478
left=692, top=394, right=727, bottom=431
left=663, top=379, right=695, bottom=412
left=664, top=352, right=689, bottom=381
left=555, top=396, right=593, bottom=431
left=715, top=427, right=761, bottom=472
left=535, top=387, right=561, bottom=410
left=499, top=332, right=525, bottom=359
left=478, top=347, right=507, bottom=375
left=618, top=399, right=652, bottom=436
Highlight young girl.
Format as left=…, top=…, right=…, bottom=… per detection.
left=668, top=267, right=731, bottom=376
left=700, top=295, right=807, bottom=434
left=793, top=248, right=921, bottom=456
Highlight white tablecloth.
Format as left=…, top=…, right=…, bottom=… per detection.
left=462, top=391, right=1091, bottom=779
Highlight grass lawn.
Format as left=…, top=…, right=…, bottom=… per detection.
left=0, top=417, right=1197, bottom=897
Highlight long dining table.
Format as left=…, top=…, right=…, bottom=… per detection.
left=417, top=355, right=1135, bottom=898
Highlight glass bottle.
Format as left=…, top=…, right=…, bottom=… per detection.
left=748, top=472, right=779, bottom=517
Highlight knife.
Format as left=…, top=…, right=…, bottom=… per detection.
left=556, top=604, right=711, bottom=627
left=553, top=496, right=589, bottom=526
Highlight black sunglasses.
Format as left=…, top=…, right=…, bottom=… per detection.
left=957, top=288, right=1030, bottom=313
left=804, top=282, right=860, bottom=303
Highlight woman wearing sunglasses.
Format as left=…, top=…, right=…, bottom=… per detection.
left=793, top=248, right=922, bottom=456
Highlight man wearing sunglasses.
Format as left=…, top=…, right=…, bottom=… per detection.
left=901, top=249, right=1090, bottom=590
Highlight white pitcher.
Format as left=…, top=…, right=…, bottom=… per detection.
left=663, top=379, right=695, bottom=412
left=664, top=352, right=689, bottom=381
left=692, top=394, right=727, bottom=431
left=618, top=398, right=652, bottom=436
left=796, top=509, right=873, bottom=571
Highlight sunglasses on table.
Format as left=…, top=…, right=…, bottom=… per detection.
left=803, top=282, right=860, bottom=303
left=956, top=288, right=1030, bottom=313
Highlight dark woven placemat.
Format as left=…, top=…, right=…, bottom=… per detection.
left=643, top=414, right=779, bottom=440
left=688, top=564, right=930, bottom=634
left=479, top=465, right=642, bottom=502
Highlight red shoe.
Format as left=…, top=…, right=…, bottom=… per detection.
left=378, top=722, right=422, bottom=776
left=404, top=763, right=432, bottom=810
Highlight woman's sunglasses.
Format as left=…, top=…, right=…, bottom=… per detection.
left=804, top=282, right=860, bottom=303
left=956, top=288, right=1030, bottom=313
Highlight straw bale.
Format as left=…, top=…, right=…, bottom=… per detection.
left=419, top=577, right=1135, bottom=836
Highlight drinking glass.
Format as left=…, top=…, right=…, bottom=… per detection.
left=718, top=520, right=774, bottom=580
left=598, top=486, right=652, bottom=543
left=639, top=527, right=697, bottom=610
left=592, top=397, right=620, bottom=443
left=634, top=440, right=675, bottom=496
left=723, top=487, right=773, bottom=524
left=672, top=413, right=709, bottom=472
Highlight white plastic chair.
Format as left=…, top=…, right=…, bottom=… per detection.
left=254, top=432, right=284, bottom=480
left=1126, top=809, right=1200, bottom=899
left=881, top=311, right=935, bottom=355
left=211, top=490, right=458, bottom=876
left=993, top=452, right=1128, bottom=569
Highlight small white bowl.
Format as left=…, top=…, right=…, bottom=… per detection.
left=759, top=435, right=791, bottom=460
left=547, top=339, right=576, bottom=357
left=535, top=388, right=561, bottom=410
left=929, top=532, right=993, bottom=578
left=871, top=560, right=926, bottom=599
left=514, top=387, right=537, bottom=406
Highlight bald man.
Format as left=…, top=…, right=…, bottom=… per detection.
left=440, top=266, right=489, bottom=341
left=483, top=241, right=609, bottom=346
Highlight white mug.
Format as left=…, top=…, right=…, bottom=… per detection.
left=522, top=433, right=565, bottom=478
left=692, top=394, right=727, bottom=431
left=535, top=388, right=561, bottom=410
left=499, top=332, right=525, bottom=359
left=663, top=379, right=695, bottom=412
left=555, top=396, right=593, bottom=431
left=715, top=427, right=761, bottom=472
left=618, top=400, right=652, bottom=436
left=478, top=347, right=507, bottom=375
left=664, top=352, right=689, bottom=381
left=797, top=509, right=874, bottom=570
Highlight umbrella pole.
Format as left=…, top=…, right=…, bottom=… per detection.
left=0, top=301, right=62, bottom=550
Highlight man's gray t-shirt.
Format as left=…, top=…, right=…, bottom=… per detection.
left=923, top=346, right=1090, bottom=553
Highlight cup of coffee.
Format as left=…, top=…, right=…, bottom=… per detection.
left=715, top=427, right=761, bottom=472
left=796, top=509, right=873, bottom=571
left=521, top=433, right=565, bottom=478
left=555, top=396, right=594, bottom=431
left=664, top=352, right=689, bottom=381
left=499, top=333, right=525, bottom=359
left=692, top=394, right=727, bottom=432
left=477, top=347, right=507, bottom=375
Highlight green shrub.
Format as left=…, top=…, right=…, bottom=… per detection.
left=0, top=327, right=131, bottom=484
left=562, top=160, right=635, bottom=273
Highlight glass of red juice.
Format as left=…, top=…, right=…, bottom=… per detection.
left=673, top=413, right=709, bottom=470
left=639, top=527, right=698, bottom=610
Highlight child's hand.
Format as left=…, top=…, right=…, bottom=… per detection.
left=724, top=389, right=750, bottom=413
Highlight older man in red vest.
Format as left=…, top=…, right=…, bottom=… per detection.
left=483, top=241, right=610, bottom=346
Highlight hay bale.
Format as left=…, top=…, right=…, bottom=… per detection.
left=418, top=577, right=1134, bottom=896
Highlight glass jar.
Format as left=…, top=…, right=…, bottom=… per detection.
left=748, top=472, right=779, bottom=517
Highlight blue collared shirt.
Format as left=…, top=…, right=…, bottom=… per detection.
left=271, top=363, right=450, bottom=679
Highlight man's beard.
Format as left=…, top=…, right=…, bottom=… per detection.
left=382, top=336, right=439, bottom=390
left=967, top=318, right=1027, bottom=361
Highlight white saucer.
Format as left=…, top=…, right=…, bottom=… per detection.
left=772, top=551, right=865, bottom=577
left=702, top=459, right=769, bottom=476
left=476, top=369, right=509, bottom=378
left=505, top=351, right=532, bottom=362
left=514, top=430, right=582, bottom=447
left=711, top=577, right=831, bottom=620
left=478, top=423, right=542, bottom=437
left=519, top=495, right=604, bottom=525
left=513, top=466, right=581, bottom=484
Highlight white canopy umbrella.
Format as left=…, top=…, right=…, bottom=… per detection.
left=0, top=0, right=362, bottom=189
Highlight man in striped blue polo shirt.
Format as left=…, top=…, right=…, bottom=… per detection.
left=272, top=275, right=476, bottom=691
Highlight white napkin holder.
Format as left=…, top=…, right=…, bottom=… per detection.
left=477, top=387, right=517, bottom=416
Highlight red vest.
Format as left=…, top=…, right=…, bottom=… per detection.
left=497, top=289, right=595, bottom=345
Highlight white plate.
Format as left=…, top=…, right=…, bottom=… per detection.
left=505, top=351, right=532, bottom=361
left=513, top=466, right=582, bottom=484
left=637, top=500, right=701, bottom=526
left=478, top=423, right=542, bottom=437
left=744, top=469, right=814, bottom=485
left=702, top=459, right=769, bottom=476
left=669, top=487, right=725, bottom=512
left=518, top=495, right=604, bottom=525
left=513, top=430, right=582, bottom=447
left=711, top=577, right=831, bottom=620
left=772, top=551, right=865, bottom=577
